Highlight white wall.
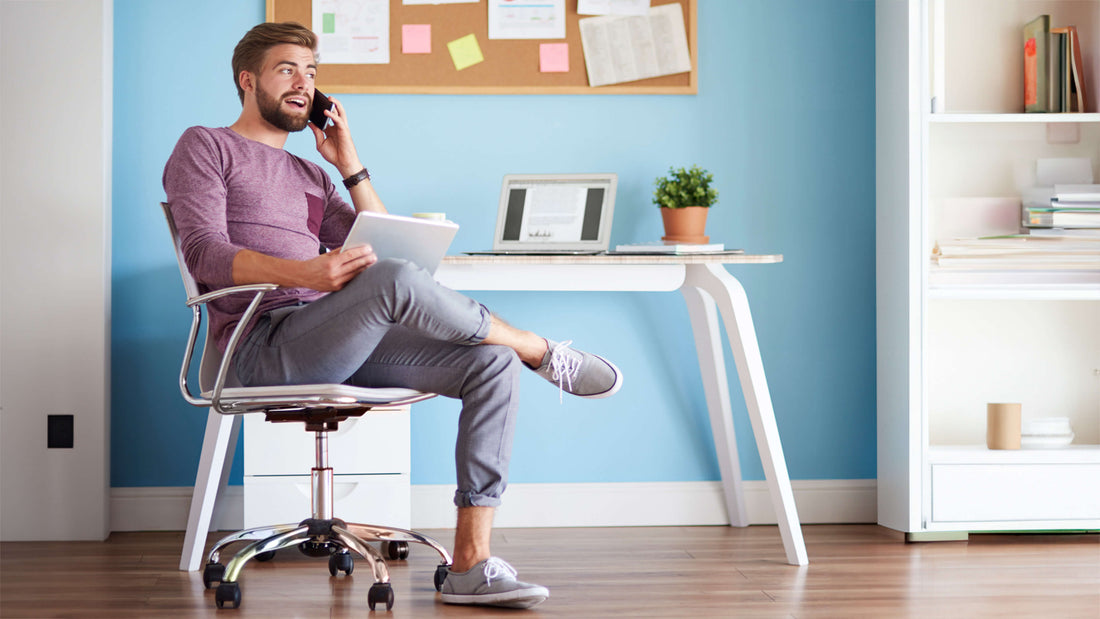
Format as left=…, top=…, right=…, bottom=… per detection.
left=0, top=0, right=112, bottom=540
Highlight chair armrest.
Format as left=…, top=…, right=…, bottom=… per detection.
left=186, top=283, right=279, bottom=308
left=178, top=283, right=279, bottom=409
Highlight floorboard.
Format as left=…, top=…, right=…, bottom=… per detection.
left=2, top=525, right=1097, bottom=618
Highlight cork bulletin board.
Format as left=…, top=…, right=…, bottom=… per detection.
left=265, top=0, right=697, bottom=94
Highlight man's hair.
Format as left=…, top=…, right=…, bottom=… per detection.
left=232, top=22, right=317, bottom=103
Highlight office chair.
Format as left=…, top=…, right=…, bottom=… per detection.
left=162, top=203, right=452, bottom=611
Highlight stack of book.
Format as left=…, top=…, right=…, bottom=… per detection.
left=1024, top=184, right=1100, bottom=237
left=932, top=235, right=1100, bottom=270
left=1023, top=15, right=1090, bottom=113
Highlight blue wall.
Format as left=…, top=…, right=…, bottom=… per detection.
left=112, top=0, right=876, bottom=489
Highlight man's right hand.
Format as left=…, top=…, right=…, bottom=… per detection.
left=297, top=245, right=377, bottom=291
left=232, top=245, right=377, bottom=292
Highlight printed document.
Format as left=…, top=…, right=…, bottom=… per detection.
left=489, top=0, right=566, bottom=39
left=579, top=3, right=690, bottom=87
left=578, top=0, right=650, bottom=16
left=313, top=0, right=390, bottom=64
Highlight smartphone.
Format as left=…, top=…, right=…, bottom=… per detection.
left=309, top=89, right=335, bottom=130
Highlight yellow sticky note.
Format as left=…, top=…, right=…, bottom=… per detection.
left=447, top=34, right=484, bottom=71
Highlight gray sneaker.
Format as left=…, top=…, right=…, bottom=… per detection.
left=439, top=557, right=549, bottom=609
left=534, top=339, right=623, bottom=400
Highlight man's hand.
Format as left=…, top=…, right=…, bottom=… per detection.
left=232, top=245, right=377, bottom=292
left=295, top=245, right=377, bottom=291
left=308, top=95, right=362, bottom=179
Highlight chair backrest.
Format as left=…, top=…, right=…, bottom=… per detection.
left=161, top=202, right=236, bottom=392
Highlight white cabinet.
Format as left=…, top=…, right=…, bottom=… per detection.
left=242, top=407, right=412, bottom=529
left=876, top=0, right=1100, bottom=535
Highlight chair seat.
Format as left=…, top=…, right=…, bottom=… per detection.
left=201, top=384, right=433, bottom=414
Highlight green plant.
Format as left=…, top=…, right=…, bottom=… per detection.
left=652, top=165, right=718, bottom=209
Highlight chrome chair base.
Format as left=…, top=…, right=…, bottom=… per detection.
left=203, top=517, right=453, bottom=610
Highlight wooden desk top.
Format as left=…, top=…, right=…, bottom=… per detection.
left=442, top=253, right=783, bottom=266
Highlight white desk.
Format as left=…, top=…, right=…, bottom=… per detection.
left=435, top=254, right=808, bottom=566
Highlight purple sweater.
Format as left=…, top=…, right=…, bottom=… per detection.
left=163, top=126, right=356, bottom=352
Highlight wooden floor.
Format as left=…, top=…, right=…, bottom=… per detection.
left=2, top=525, right=1098, bottom=618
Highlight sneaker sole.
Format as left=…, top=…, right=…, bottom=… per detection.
left=440, top=588, right=549, bottom=609
left=575, top=356, right=623, bottom=399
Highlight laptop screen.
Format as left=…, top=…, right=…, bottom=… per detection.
left=493, top=174, right=617, bottom=252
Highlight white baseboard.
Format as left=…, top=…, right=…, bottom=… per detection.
left=109, top=480, right=876, bottom=532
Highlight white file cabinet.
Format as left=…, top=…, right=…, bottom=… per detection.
left=242, top=407, right=412, bottom=529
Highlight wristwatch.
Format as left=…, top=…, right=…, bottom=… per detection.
left=342, top=167, right=371, bottom=189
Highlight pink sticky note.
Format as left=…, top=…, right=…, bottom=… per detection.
left=403, top=24, right=431, bottom=54
left=539, top=43, right=569, bottom=73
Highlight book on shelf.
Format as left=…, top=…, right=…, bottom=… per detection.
left=1053, top=184, right=1100, bottom=202
left=1023, top=15, right=1051, bottom=112
left=1027, top=209, right=1100, bottom=228
left=1048, top=31, right=1064, bottom=112
left=1026, top=227, right=1100, bottom=238
left=1050, top=25, right=1090, bottom=113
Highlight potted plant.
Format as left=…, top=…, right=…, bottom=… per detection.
left=652, top=165, right=718, bottom=243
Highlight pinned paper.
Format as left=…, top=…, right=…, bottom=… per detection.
left=447, top=34, right=484, bottom=71
left=540, top=43, right=569, bottom=72
left=402, top=24, right=431, bottom=54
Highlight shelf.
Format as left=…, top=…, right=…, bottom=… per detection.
left=930, top=113, right=1100, bottom=124
left=927, top=270, right=1100, bottom=299
left=929, top=444, right=1100, bottom=465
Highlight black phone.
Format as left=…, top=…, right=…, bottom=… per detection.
left=309, top=89, right=334, bottom=129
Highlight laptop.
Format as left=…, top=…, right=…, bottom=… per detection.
left=464, top=173, right=617, bottom=255
left=341, top=211, right=459, bottom=275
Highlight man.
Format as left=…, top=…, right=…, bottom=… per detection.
left=164, top=22, right=622, bottom=609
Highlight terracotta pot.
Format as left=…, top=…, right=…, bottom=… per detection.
left=660, top=206, right=710, bottom=244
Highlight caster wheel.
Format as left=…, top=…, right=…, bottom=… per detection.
left=215, top=581, right=241, bottom=609
left=328, top=551, right=354, bottom=576
left=434, top=564, right=450, bottom=592
left=368, top=582, right=395, bottom=611
left=381, top=540, right=410, bottom=560
left=255, top=550, right=276, bottom=562
left=202, top=562, right=224, bottom=589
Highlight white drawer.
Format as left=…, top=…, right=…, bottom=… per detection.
left=243, top=474, right=411, bottom=529
left=931, top=463, right=1100, bottom=523
left=243, top=408, right=410, bottom=476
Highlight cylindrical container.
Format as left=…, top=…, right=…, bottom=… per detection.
left=411, top=212, right=446, bottom=221
left=986, top=403, right=1022, bottom=450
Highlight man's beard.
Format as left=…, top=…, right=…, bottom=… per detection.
left=256, top=84, right=309, bottom=132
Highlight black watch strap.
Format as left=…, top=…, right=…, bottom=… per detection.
left=342, top=167, right=371, bottom=189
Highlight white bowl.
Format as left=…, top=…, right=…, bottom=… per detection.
left=1020, top=433, right=1074, bottom=449
left=1023, top=417, right=1073, bottom=437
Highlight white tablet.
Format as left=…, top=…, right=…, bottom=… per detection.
left=341, top=211, right=459, bottom=275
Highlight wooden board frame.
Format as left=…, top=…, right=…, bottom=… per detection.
left=265, top=0, right=697, bottom=94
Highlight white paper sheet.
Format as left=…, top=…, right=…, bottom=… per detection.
left=313, top=0, right=390, bottom=64
left=403, top=0, right=478, bottom=4
left=488, top=0, right=565, bottom=40
left=578, top=0, right=650, bottom=16
left=579, top=3, right=690, bottom=87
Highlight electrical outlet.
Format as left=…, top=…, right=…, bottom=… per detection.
left=47, top=415, right=74, bottom=449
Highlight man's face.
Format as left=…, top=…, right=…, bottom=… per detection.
left=252, top=44, right=317, bottom=133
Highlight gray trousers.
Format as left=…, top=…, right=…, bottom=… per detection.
left=235, top=258, right=520, bottom=508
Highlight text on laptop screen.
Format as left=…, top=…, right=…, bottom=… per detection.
left=494, top=174, right=617, bottom=251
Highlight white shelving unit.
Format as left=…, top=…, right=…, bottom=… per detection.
left=876, top=0, right=1100, bottom=536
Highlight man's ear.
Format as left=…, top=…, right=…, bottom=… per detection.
left=238, top=70, right=255, bottom=95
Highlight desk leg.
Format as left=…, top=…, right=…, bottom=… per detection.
left=682, top=264, right=808, bottom=566
left=179, top=410, right=238, bottom=571
left=681, top=286, right=750, bottom=528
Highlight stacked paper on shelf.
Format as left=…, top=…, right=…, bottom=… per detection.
left=932, top=236, right=1100, bottom=270
left=1023, top=183, right=1100, bottom=232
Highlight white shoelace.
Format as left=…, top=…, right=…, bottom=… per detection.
left=483, top=557, right=518, bottom=586
left=546, top=340, right=581, bottom=402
